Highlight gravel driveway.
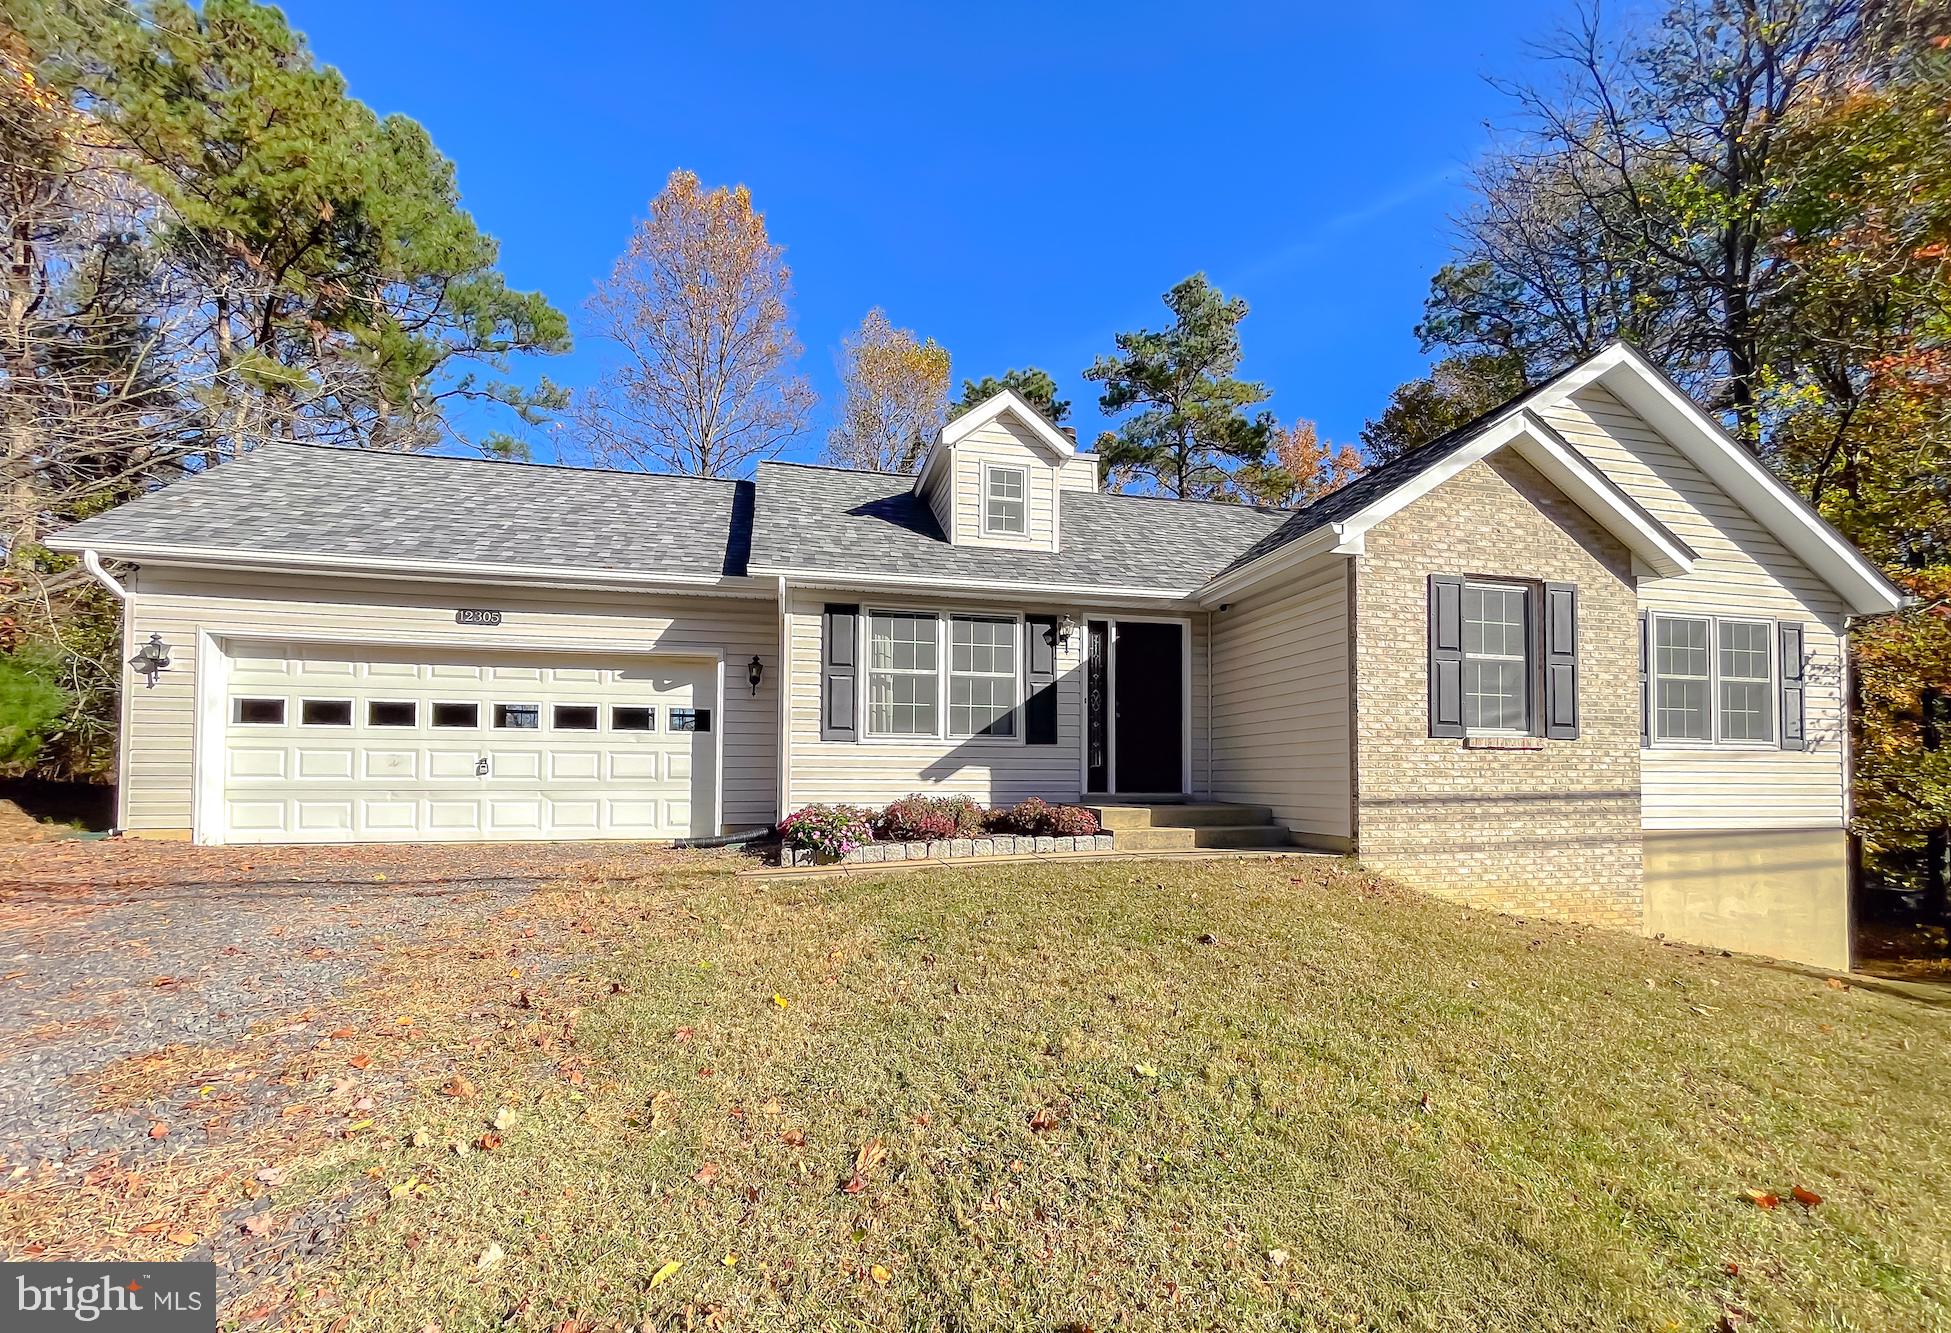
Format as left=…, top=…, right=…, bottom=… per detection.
left=0, top=838, right=692, bottom=1308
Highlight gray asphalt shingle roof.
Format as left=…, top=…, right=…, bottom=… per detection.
left=50, top=442, right=754, bottom=579
left=747, top=462, right=1289, bottom=594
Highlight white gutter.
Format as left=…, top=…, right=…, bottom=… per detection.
left=46, top=538, right=773, bottom=598
left=746, top=564, right=1198, bottom=606
left=775, top=574, right=791, bottom=823
left=82, top=549, right=129, bottom=600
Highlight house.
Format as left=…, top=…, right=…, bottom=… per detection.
left=48, top=343, right=1903, bottom=971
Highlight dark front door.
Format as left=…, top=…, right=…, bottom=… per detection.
left=1112, top=620, right=1184, bottom=794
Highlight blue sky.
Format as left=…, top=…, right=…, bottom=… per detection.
left=284, top=0, right=1574, bottom=468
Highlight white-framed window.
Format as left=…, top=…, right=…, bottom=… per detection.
left=867, top=611, right=939, bottom=736
left=949, top=616, right=1017, bottom=738
left=1718, top=619, right=1774, bottom=742
left=1461, top=581, right=1531, bottom=734
left=1651, top=613, right=1775, bottom=745
left=984, top=465, right=1026, bottom=535
left=862, top=609, right=1024, bottom=740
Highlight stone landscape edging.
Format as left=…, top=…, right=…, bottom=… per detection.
left=782, top=832, right=1116, bottom=868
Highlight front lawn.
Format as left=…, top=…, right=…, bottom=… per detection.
left=16, top=852, right=1951, bottom=1329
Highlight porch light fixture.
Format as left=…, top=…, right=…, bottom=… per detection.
left=130, top=632, right=172, bottom=688
left=747, top=654, right=764, bottom=695
left=1054, top=615, right=1079, bottom=645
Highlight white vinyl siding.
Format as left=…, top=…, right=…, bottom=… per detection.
left=1208, top=556, right=1351, bottom=846
left=948, top=414, right=1061, bottom=551
left=117, top=570, right=777, bottom=837
left=1538, top=385, right=1846, bottom=830
left=785, top=591, right=1210, bottom=809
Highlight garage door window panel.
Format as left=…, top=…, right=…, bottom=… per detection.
left=670, top=708, right=711, bottom=732
left=553, top=704, right=599, bottom=730
left=494, top=703, right=540, bottom=730
left=368, top=701, right=417, bottom=728
left=432, top=702, right=479, bottom=728
left=611, top=706, right=655, bottom=732
left=301, top=699, right=354, bottom=727
left=233, top=698, right=286, bottom=726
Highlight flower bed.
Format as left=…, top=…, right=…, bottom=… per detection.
left=777, top=796, right=1112, bottom=867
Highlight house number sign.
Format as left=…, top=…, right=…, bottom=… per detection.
left=455, top=608, right=503, bottom=626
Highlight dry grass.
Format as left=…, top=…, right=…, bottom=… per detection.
left=233, top=855, right=1951, bottom=1332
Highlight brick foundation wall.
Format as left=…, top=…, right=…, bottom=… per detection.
left=1352, top=453, right=1644, bottom=929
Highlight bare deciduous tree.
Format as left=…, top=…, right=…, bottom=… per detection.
left=577, top=170, right=813, bottom=477
left=824, top=308, right=950, bottom=473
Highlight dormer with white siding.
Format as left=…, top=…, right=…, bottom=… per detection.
left=913, top=390, right=1097, bottom=553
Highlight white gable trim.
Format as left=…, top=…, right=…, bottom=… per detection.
left=912, top=389, right=1076, bottom=502
left=1541, top=342, right=1906, bottom=616
left=1335, top=409, right=1698, bottom=578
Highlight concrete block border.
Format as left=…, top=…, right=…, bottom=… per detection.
left=782, top=832, right=1116, bottom=868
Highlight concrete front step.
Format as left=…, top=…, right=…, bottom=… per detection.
left=1086, top=802, right=1275, bottom=830
left=1112, top=824, right=1293, bottom=852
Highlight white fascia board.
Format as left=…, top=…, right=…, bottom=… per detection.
left=745, top=563, right=1195, bottom=608
left=939, top=389, right=1076, bottom=458
left=1544, top=343, right=1906, bottom=615
left=1194, top=524, right=1346, bottom=606
left=1326, top=411, right=1695, bottom=578
left=47, top=538, right=775, bottom=599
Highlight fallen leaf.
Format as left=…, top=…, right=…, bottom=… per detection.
left=1267, top=1248, right=1289, bottom=1268
left=1824, top=977, right=1848, bottom=990
left=854, top=1138, right=886, bottom=1177
left=1133, top=1064, right=1158, bottom=1079
left=147, top=1122, right=168, bottom=1140
left=722, top=1252, right=737, bottom=1268
left=692, top=1162, right=719, bottom=1187
left=869, top=1264, right=891, bottom=1285
left=1028, top=1107, right=1059, bottom=1133
left=1791, top=1186, right=1823, bottom=1208
left=442, top=1075, right=477, bottom=1100
left=781, top=1129, right=806, bottom=1148
left=168, top=1231, right=197, bottom=1247
left=475, top=1131, right=503, bottom=1152
left=1745, top=1189, right=1780, bottom=1210
left=648, top=1260, right=683, bottom=1288
left=348, top=1054, right=373, bottom=1071
left=772, top=993, right=790, bottom=1010
left=329, top=1028, right=355, bottom=1040
left=254, top=1167, right=286, bottom=1186
left=492, top=1106, right=516, bottom=1132
left=476, top=1242, right=504, bottom=1272
left=239, top=1212, right=274, bottom=1238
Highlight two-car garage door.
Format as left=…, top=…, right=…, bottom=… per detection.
left=217, top=640, right=718, bottom=843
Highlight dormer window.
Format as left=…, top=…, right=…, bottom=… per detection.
left=984, top=465, right=1026, bottom=535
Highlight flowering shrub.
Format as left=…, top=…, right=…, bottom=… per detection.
left=986, top=796, right=1098, bottom=837
left=778, top=803, right=875, bottom=858
left=875, top=797, right=957, bottom=843
left=1040, top=803, right=1100, bottom=837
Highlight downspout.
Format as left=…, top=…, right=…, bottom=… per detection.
left=775, top=574, right=790, bottom=825
left=1841, top=617, right=1857, bottom=972
left=82, top=548, right=129, bottom=601
left=78, top=550, right=130, bottom=838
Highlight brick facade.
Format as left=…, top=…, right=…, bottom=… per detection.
left=1352, top=453, right=1644, bottom=928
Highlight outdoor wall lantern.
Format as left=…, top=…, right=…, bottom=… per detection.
left=1055, top=615, right=1079, bottom=646
left=130, top=632, right=172, bottom=688
left=748, top=654, right=764, bottom=695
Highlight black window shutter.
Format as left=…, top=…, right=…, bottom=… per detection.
left=1637, top=611, right=1651, bottom=747
left=821, top=604, right=858, bottom=742
left=1779, top=622, right=1807, bottom=751
left=1542, top=582, right=1579, bottom=740
left=1024, top=615, right=1059, bottom=745
left=1428, top=574, right=1465, bottom=738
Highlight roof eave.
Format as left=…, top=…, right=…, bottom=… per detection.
left=46, top=537, right=772, bottom=598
